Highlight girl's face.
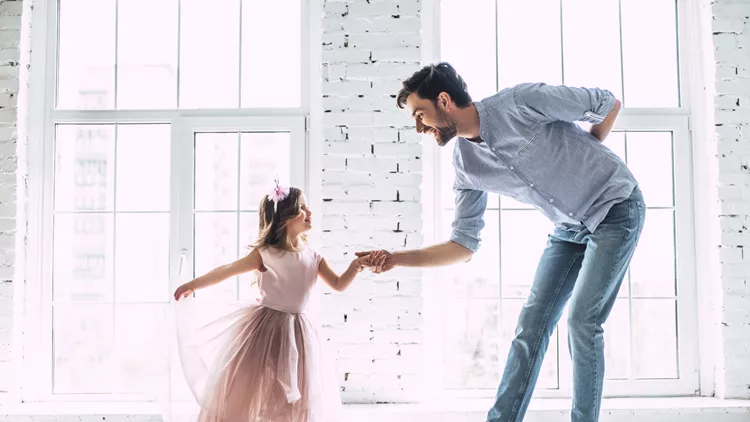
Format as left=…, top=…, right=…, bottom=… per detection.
left=287, top=194, right=312, bottom=236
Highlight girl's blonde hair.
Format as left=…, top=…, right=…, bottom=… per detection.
left=250, top=186, right=306, bottom=251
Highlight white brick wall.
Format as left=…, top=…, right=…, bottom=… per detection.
left=0, top=0, right=23, bottom=401
left=713, top=0, right=750, bottom=400
left=320, top=0, right=423, bottom=403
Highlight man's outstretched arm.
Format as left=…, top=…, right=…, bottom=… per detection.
left=359, top=187, right=487, bottom=272
left=392, top=241, right=473, bottom=267
left=358, top=241, right=473, bottom=273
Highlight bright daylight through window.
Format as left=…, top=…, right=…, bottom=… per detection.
left=436, top=0, right=696, bottom=397
left=36, top=0, right=305, bottom=399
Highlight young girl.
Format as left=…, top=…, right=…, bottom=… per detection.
left=173, top=181, right=368, bottom=422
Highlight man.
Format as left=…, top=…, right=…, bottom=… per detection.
left=360, top=62, right=646, bottom=422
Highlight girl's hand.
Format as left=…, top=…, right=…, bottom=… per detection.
left=174, top=282, right=195, bottom=301
left=352, top=256, right=367, bottom=272
left=357, top=250, right=393, bottom=274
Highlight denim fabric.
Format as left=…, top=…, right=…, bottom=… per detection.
left=486, top=187, right=646, bottom=422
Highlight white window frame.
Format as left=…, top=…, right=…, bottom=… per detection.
left=23, top=0, right=312, bottom=403
left=175, top=116, right=308, bottom=302
left=421, top=0, right=703, bottom=399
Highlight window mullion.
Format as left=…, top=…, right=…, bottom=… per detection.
left=176, top=0, right=182, bottom=108
left=497, top=198, right=504, bottom=385
left=111, top=123, right=119, bottom=393
left=238, top=0, right=243, bottom=109
left=114, top=0, right=120, bottom=108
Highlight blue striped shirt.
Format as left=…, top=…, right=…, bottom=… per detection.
left=450, top=83, right=638, bottom=252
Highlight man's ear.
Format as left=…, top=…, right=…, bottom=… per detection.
left=437, top=92, right=452, bottom=111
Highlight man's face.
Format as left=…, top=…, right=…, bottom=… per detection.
left=406, top=93, right=457, bottom=147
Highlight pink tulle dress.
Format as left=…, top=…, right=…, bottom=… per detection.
left=176, top=246, right=342, bottom=422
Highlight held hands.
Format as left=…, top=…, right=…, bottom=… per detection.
left=355, top=249, right=394, bottom=274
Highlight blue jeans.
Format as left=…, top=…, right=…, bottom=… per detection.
left=487, top=186, right=646, bottom=422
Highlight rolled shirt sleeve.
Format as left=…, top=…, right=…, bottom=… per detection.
left=450, top=187, right=488, bottom=253
left=512, top=82, right=617, bottom=125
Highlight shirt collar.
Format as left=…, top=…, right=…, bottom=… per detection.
left=462, top=100, right=489, bottom=145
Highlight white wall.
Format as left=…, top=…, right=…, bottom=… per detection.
left=319, top=0, right=425, bottom=403
left=712, top=0, right=750, bottom=400
left=0, top=0, right=28, bottom=402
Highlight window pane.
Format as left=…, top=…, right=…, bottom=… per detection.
left=115, top=214, right=170, bottom=303
left=238, top=212, right=260, bottom=302
left=629, top=209, right=676, bottom=297
left=194, top=213, right=238, bottom=300
left=631, top=299, right=678, bottom=379
left=195, top=133, right=239, bottom=211
left=626, top=131, right=674, bottom=208
left=621, top=0, right=679, bottom=107
left=501, top=210, right=554, bottom=298
left=114, top=304, right=169, bottom=394
left=603, top=299, right=631, bottom=380
left=499, top=299, right=559, bottom=390
left=500, top=196, right=533, bottom=210
left=58, top=0, right=116, bottom=109
left=441, top=210, right=499, bottom=298
left=239, top=133, right=292, bottom=210
left=180, top=0, right=240, bottom=108
left=116, top=125, right=171, bottom=211
left=116, top=0, right=178, bottom=109
left=241, top=0, right=301, bottom=107
left=441, top=0, right=497, bottom=100
left=54, top=304, right=113, bottom=393
left=55, top=125, right=115, bottom=212
left=239, top=212, right=260, bottom=256
left=497, top=0, right=562, bottom=89
left=443, top=298, right=499, bottom=389
left=54, top=214, right=114, bottom=302
left=562, top=0, right=622, bottom=100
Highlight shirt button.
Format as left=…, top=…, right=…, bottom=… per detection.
left=509, top=166, right=515, bottom=170
left=529, top=183, right=534, bottom=188
left=568, top=212, right=573, bottom=217
left=549, top=198, right=554, bottom=203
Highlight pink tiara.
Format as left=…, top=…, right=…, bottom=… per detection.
left=268, top=178, right=289, bottom=211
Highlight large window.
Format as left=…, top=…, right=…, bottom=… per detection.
left=27, top=0, right=307, bottom=401
left=432, top=0, right=698, bottom=397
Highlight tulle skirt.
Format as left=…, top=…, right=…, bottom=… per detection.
left=175, top=297, right=342, bottom=422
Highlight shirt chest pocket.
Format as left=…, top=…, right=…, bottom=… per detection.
left=515, top=132, right=540, bottom=156
left=501, top=119, right=541, bottom=157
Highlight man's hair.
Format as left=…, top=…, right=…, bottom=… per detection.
left=396, top=62, right=472, bottom=109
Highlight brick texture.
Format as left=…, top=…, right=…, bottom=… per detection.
left=0, top=0, right=24, bottom=400
left=320, top=0, right=424, bottom=403
left=713, top=0, right=750, bottom=400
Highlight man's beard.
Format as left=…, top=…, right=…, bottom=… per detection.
left=428, top=110, right=458, bottom=147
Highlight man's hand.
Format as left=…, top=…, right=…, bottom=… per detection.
left=590, top=99, right=621, bottom=142
left=355, top=250, right=394, bottom=274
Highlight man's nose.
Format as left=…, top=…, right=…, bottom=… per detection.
left=416, top=119, right=425, bottom=133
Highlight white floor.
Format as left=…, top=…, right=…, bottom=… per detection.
left=2, top=398, right=750, bottom=422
